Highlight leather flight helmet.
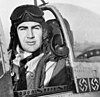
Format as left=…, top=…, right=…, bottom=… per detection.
left=10, top=4, right=45, bottom=26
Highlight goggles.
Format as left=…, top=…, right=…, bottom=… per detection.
left=10, top=5, right=45, bottom=24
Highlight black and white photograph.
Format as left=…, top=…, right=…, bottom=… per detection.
left=0, top=0, right=100, bottom=97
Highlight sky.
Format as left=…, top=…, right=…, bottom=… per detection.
left=0, top=0, right=100, bottom=47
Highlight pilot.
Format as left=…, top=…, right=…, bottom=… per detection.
left=8, top=4, right=73, bottom=91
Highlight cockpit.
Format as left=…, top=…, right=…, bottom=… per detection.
left=0, top=0, right=100, bottom=97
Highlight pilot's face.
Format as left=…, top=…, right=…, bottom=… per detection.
left=17, top=21, right=43, bottom=53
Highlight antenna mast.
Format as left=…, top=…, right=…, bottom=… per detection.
left=34, top=0, right=48, bottom=6
left=34, top=0, right=37, bottom=6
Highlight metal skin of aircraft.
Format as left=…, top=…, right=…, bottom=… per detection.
left=0, top=0, right=100, bottom=97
